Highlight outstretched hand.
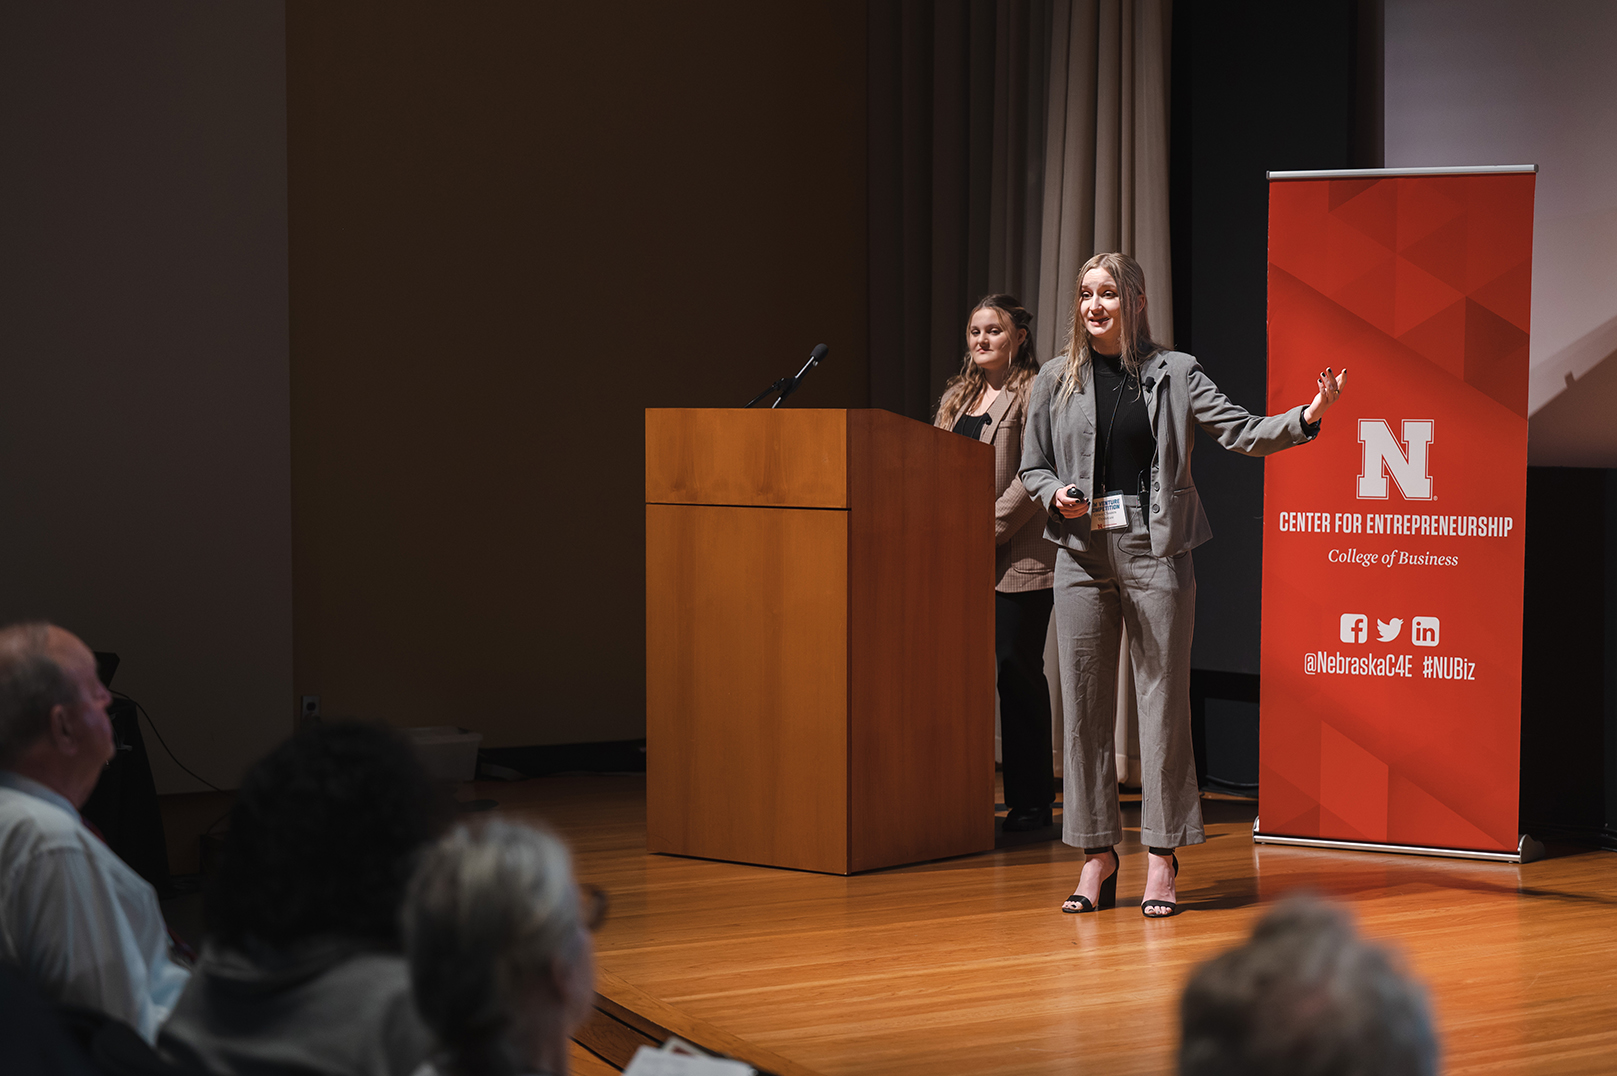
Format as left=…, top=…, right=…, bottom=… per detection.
left=1303, top=367, right=1346, bottom=426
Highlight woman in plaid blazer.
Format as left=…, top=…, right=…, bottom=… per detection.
left=933, top=295, right=1059, bottom=835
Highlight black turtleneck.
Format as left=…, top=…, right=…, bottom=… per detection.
left=1091, top=352, right=1155, bottom=497
left=951, top=410, right=991, bottom=441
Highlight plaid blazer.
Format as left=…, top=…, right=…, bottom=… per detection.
left=934, top=379, right=1056, bottom=593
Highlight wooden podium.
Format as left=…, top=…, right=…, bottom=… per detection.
left=645, top=408, right=996, bottom=874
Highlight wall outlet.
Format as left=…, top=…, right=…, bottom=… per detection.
left=300, top=695, right=321, bottom=722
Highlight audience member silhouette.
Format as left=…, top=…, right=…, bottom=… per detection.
left=404, top=819, right=599, bottom=1076
left=159, top=721, right=447, bottom=1076
left=0, top=961, right=101, bottom=1076
left=0, top=622, right=190, bottom=1043
left=1179, top=897, right=1438, bottom=1076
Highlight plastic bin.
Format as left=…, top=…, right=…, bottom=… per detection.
left=406, top=726, right=483, bottom=783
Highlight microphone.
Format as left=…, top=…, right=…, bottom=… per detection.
left=1142, top=376, right=1156, bottom=392
left=771, top=344, right=829, bottom=408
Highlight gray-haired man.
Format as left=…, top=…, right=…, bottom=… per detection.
left=0, top=622, right=189, bottom=1043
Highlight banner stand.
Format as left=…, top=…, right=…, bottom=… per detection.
left=1257, top=166, right=1539, bottom=865
left=1251, top=822, right=1546, bottom=864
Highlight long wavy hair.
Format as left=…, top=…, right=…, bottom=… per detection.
left=1056, top=252, right=1160, bottom=405
left=934, top=294, right=1039, bottom=429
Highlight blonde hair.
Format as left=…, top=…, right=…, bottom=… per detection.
left=934, top=294, right=1039, bottom=429
left=1056, top=252, right=1160, bottom=404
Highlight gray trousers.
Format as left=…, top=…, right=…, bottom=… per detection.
left=1054, top=499, right=1205, bottom=850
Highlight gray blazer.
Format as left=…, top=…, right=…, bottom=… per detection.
left=1020, top=348, right=1318, bottom=559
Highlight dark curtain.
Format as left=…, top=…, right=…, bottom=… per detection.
left=867, top=0, right=1052, bottom=422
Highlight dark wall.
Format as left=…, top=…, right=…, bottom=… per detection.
left=0, top=2, right=292, bottom=792
left=1518, top=468, right=1617, bottom=849
left=1170, top=1, right=1362, bottom=676
left=1609, top=471, right=1617, bottom=848
left=286, top=3, right=870, bottom=746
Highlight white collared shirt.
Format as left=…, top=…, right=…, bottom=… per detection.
left=0, top=770, right=190, bottom=1042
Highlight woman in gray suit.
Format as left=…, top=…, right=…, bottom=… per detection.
left=934, top=295, right=1059, bottom=833
left=1021, top=253, right=1344, bottom=916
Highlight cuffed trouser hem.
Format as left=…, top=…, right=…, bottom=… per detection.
left=1139, top=828, right=1207, bottom=849
left=1062, top=827, right=1125, bottom=851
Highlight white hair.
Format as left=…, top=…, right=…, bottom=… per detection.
left=403, top=819, right=583, bottom=1076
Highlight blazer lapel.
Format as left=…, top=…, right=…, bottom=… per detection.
left=1077, top=361, right=1097, bottom=432
left=981, top=383, right=1016, bottom=443
left=1142, top=350, right=1170, bottom=434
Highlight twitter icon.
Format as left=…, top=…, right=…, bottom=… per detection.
left=1376, top=617, right=1403, bottom=642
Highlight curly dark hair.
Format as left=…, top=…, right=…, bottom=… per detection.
left=206, top=721, right=448, bottom=951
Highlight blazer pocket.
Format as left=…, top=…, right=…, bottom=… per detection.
left=1167, top=486, right=1214, bottom=551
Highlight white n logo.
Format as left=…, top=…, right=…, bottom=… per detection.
left=1357, top=419, right=1434, bottom=500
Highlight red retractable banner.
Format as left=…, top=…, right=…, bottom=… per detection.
left=1259, top=168, right=1535, bottom=855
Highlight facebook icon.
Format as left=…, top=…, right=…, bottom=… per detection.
left=1340, top=613, right=1369, bottom=644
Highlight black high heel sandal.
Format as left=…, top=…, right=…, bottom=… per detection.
left=1061, top=847, right=1119, bottom=913
left=1141, top=847, right=1180, bottom=918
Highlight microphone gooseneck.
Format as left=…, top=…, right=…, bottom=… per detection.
left=771, top=344, right=830, bottom=408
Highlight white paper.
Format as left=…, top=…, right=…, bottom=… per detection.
left=622, top=1044, right=755, bottom=1076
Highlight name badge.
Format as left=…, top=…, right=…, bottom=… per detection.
left=1091, top=490, right=1128, bottom=531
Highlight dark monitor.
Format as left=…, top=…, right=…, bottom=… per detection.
left=93, top=651, right=119, bottom=689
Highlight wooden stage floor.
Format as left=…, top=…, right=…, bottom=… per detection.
left=482, top=774, right=1617, bottom=1076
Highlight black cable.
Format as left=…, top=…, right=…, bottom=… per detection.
left=111, top=690, right=227, bottom=794
left=204, top=804, right=233, bottom=837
